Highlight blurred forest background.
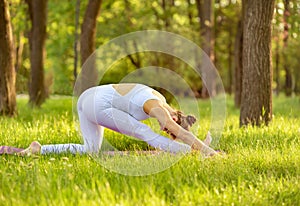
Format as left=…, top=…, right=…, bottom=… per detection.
left=5, top=0, right=299, bottom=95
left=0, top=0, right=299, bottom=125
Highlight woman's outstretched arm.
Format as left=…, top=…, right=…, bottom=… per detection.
left=144, top=100, right=218, bottom=156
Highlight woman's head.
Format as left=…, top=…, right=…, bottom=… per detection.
left=174, top=110, right=197, bottom=131
left=167, top=110, right=197, bottom=139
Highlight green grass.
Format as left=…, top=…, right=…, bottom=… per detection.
left=0, top=95, right=300, bottom=205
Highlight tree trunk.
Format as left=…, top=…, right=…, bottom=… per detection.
left=187, top=0, right=193, bottom=25
left=234, top=0, right=245, bottom=107
left=274, top=35, right=280, bottom=96
left=196, top=0, right=216, bottom=98
left=195, top=0, right=204, bottom=33
left=274, top=5, right=280, bottom=96
left=77, top=0, right=102, bottom=95
left=15, top=32, right=24, bottom=72
left=295, top=69, right=300, bottom=95
left=227, top=27, right=233, bottom=95
left=0, top=0, right=16, bottom=116
left=26, top=0, right=47, bottom=107
left=234, top=19, right=243, bottom=108
left=240, top=0, right=275, bottom=126
left=80, top=0, right=102, bottom=65
left=161, top=0, right=170, bottom=28
left=124, top=0, right=141, bottom=69
left=283, top=0, right=292, bottom=96
left=73, top=0, right=81, bottom=81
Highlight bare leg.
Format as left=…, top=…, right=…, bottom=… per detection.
left=18, top=141, right=41, bottom=156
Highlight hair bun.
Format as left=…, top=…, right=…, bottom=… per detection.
left=186, top=115, right=196, bottom=126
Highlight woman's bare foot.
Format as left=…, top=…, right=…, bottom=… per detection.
left=203, top=131, right=212, bottom=146
left=18, top=141, right=41, bottom=156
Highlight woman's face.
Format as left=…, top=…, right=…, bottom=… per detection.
left=170, top=112, right=179, bottom=122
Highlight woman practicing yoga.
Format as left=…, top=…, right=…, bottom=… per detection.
left=12, top=83, right=218, bottom=156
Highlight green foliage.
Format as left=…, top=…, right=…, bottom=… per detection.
left=272, top=0, right=300, bottom=94
left=9, top=0, right=300, bottom=96
left=0, top=95, right=299, bottom=205
left=9, top=0, right=30, bottom=93
left=45, top=0, right=81, bottom=95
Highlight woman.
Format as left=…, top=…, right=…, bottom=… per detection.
left=20, top=83, right=218, bottom=156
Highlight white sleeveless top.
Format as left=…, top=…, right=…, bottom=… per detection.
left=111, top=84, right=165, bottom=120
left=78, top=84, right=166, bottom=121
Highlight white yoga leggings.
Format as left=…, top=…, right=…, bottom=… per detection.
left=41, top=89, right=191, bottom=155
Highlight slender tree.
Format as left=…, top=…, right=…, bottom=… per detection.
left=77, top=0, right=102, bottom=94
left=0, top=0, right=16, bottom=116
left=73, top=0, right=81, bottom=80
left=240, top=0, right=275, bottom=126
left=161, top=0, right=170, bottom=29
left=26, top=0, right=48, bottom=107
left=234, top=19, right=243, bottom=107
left=283, top=0, right=292, bottom=96
left=195, top=0, right=216, bottom=98
left=227, top=26, right=233, bottom=95
left=274, top=4, right=281, bottom=96
left=80, top=0, right=102, bottom=65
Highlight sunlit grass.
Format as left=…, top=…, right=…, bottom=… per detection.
left=0, top=95, right=299, bottom=205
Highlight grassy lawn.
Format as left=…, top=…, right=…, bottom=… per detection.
left=0, top=95, right=299, bottom=205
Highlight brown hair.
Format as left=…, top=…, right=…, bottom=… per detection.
left=167, top=110, right=197, bottom=139
left=175, top=111, right=197, bottom=131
